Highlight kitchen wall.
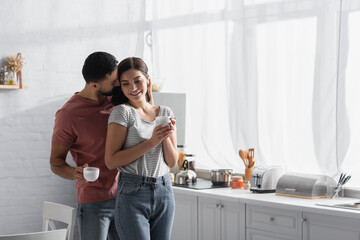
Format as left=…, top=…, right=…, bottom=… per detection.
left=0, top=0, right=142, bottom=236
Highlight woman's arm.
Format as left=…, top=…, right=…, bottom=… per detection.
left=105, top=122, right=173, bottom=170
left=162, top=117, right=178, bottom=168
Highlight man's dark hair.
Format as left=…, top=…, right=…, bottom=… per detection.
left=82, top=52, right=118, bottom=83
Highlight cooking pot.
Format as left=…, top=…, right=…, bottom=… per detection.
left=210, top=169, right=233, bottom=186
left=175, top=160, right=197, bottom=185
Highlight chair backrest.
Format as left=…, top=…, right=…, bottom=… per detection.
left=42, top=201, right=76, bottom=240
left=0, top=229, right=67, bottom=240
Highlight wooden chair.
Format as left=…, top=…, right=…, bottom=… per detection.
left=42, top=201, right=76, bottom=240
left=0, top=229, right=67, bottom=240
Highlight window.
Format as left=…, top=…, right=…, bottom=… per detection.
left=341, top=9, right=360, bottom=188
left=147, top=0, right=360, bottom=188
left=257, top=17, right=318, bottom=173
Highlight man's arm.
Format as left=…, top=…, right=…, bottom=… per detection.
left=50, top=142, right=87, bottom=183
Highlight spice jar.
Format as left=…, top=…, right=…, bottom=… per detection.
left=230, top=176, right=244, bottom=189
left=243, top=181, right=251, bottom=190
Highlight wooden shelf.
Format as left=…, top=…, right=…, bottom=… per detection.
left=0, top=85, right=27, bottom=89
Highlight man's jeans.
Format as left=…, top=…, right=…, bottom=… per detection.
left=115, top=172, right=175, bottom=240
left=77, top=199, right=120, bottom=240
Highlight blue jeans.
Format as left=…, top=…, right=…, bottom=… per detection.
left=77, top=199, right=120, bottom=240
left=115, top=172, right=175, bottom=240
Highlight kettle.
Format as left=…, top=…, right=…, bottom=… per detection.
left=175, top=160, right=197, bottom=185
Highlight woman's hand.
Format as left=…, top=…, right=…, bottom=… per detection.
left=150, top=125, right=173, bottom=146
left=150, top=122, right=174, bottom=146
left=170, top=117, right=176, bottom=129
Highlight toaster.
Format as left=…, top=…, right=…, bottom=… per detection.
left=250, top=166, right=285, bottom=193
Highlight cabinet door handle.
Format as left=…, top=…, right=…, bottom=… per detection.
left=302, top=218, right=307, bottom=222
left=215, top=204, right=224, bottom=208
left=269, top=217, right=274, bottom=222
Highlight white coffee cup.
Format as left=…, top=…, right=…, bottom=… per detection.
left=155, top=116, right=171, bottom=127
left=83, top=167, right=100, bottom=182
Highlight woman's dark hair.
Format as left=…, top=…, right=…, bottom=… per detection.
left=111, top=57, right=150, bottom=106
left=82, top=52, right=118, bottom=84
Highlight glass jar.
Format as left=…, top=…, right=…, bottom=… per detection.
left=0, top=65, right=8, bottom=85
left=230, top=175, right=244, bottom=189
left=177, top=145, right=187, bottom=171
left=243, top=181, right=251, bottom=190
left=8, top=71, right=15, bottom=85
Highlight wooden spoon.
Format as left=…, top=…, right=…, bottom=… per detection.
left=247, top=148, right=255, bottom=168
left=239, top=149, right=248, bottom=167
left=248, top=160, right=255, bottom=168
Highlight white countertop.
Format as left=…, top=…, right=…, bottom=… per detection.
left=173, top=185, right=360, bottom=219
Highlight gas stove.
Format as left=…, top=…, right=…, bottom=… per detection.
left=173, top=178, right=230, bottom=190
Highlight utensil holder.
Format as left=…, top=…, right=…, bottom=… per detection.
left=244, top=167, right=253, bottom=182
left=329, top=185, right=344, bottom=198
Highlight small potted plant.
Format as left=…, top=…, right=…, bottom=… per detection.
left=6, top=53, right=24, bottom=87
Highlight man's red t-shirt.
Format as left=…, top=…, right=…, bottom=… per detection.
left=52, top=94, right=118, bottom=203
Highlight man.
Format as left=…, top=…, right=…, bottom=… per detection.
left=50, top=52, right=150, bottom=240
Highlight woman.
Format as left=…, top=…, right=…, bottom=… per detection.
left=105, top=57, right=178, bottom=240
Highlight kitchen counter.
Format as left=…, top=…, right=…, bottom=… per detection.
left=173, top=185, right=360, bottom=219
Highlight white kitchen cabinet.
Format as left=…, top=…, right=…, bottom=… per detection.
left=247, top=228, right=301, bottom=240
left=246, top=204, right=302, bottom=240
left=172, top=187, right=360, bottom=240
left=171, top=192, right=198, bottom=240
left=303, top=212, right=360, bottom=240
left=198, top=196, right=245, bottom=240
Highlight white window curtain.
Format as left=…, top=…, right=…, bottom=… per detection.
left=227, top=0, right=341, bottom=176
left=338, top=0, right=360, bottom=188
left=148, top=0, right=360, bottom=188
left=148, top=0, right=234, bottom=169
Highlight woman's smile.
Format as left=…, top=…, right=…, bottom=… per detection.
left=129, top=91, right=141, bottom=97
